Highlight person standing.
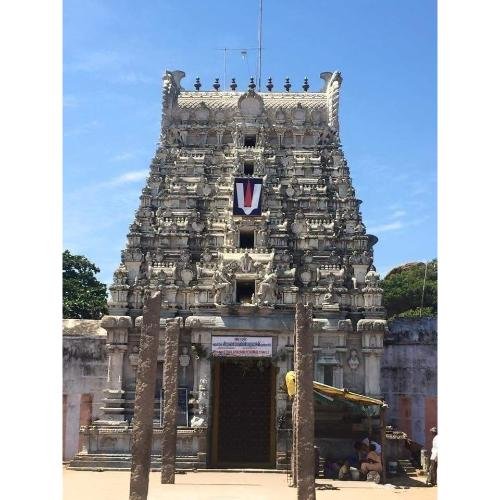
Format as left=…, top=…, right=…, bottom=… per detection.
left=426, top=427, right=438, bottom=486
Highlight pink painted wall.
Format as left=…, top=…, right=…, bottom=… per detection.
left=398, top=396, right=412, bottom=437
left=425, top=397, right=437, bottom=450
left=63, top=394, right=68, bottom=460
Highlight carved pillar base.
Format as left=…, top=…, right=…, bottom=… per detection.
left=99, top=316, right=132, bottom=423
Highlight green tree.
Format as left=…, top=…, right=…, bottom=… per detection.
left=63, top=250, right=108, bottom=319
left=381, top=259, right=437, bottom=319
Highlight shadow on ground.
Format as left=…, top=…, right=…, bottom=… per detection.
left=387, top=474, right=430, bottom=488
left=316, top=483, right=339, bottom=490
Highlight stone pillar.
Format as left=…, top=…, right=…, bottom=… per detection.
left=161, top=318, right=181, bottom=484
left=295, top=303, right=316, bottom=500
left=78, top=394, right=93, bottom=453
left=100, top=315, right=132, bottom=423
left=196, top=331, right=212, bottom=427
left=64, top=393, right=81, bottom=460
left=358, top=319, right=387, bottom=398
left=129, top=291, right=161, bottom=500
left=197, top=359, right=210, bottom=424
left=291, top=322, right=299, bottom=487
left=291, top=397, right=297, bottom=487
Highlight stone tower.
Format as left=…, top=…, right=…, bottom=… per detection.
left=84, top=70, right=387, bottom=469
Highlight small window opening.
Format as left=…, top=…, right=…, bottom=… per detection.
left=239, top=229, right=255, bottom=248
left=244, top=135, right=256, bottom=147
left=236, top=281, right=255, bottom=304
left=323, top=365, right=333, bottom=386
left=243, top=162, right=254, bottom=175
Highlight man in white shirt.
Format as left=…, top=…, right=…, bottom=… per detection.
left=426, top=427, right=438, bottom=486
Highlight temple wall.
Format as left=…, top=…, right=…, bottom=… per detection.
left=62, top=320, right=108, bottom=460
left=62, top=316, right=438, bottom=463
left=381, top=317, right=437, bottom=448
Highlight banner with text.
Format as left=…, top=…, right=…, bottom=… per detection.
left=211, top=336, right=272, bottom=357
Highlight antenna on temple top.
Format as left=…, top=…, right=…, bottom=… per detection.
left=257, top=0, right=263, bottom=92
left=216, top=47, right=259, bottom=89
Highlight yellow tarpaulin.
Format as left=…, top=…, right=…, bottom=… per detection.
left=285, top=370, right=297, bottom=396
left=285, top=371, right=387, bottom=407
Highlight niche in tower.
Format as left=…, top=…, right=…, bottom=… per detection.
left=243, top=162, right=255, bottom=176
left=239, top=228, right=255, bottom=248
left=236, top=281, right=255, bottom=304
left=244, top=135, right=256, bottom=147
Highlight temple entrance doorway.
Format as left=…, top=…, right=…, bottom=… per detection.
left=211, top=359, right=276, bottom=468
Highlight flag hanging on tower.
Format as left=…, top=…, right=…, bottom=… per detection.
left=233, top=178, right=263, bottom=216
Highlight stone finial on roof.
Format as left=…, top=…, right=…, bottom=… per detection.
left=302, top=77, right=309, bottom=92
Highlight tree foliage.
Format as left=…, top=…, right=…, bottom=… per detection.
left=381, top=259, right=437, bottom=319
left=63, top=250, right=108, bottom=319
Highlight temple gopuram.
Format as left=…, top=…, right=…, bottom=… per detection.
left=69, top=70, right=388, bottom=470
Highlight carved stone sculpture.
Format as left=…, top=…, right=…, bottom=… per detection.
left=213, top=267, right=234, bottom=305
left=239, top=250, right=253, bottom=273
left=347, top=349, right=360, bottom=370
left=256, top=264, right=278, bottom=306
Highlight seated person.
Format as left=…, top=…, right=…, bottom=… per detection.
left=362, top=437, right=382, bottom=455
left=347, top=441, right=365, bottom=468
left=360, top=444, right=383, bottom=476
left=338, top=460, right=352, bottom=480
left=370, top=440, right=382, bottom=455
left=323, top=455, right=339, bottom=479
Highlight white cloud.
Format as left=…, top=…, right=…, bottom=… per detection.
left=369, top=215, right=429, bottom=234
left=106, top=170, right=148, bottom=186
left=369, top=221, right=404, bottom=233
left=66, top=50, right=129, bottom=73
left=109, top=72, right=155, bottom=85
left=391, top=210, right=406, bottom=218
left=63, top=120, right=100, bottom=137
left=65, top=50, right=154, bottom=86
left=66, top=170, right=149, bottom=200
left=110, top=152, right=135, bottom=162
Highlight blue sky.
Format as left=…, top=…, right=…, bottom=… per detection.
left=63, top=0, right=436, bottom=286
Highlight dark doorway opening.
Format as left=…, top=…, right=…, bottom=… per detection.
left=323, top=365, right=333, bottom=386
left=244, top=162, right=255, bottom=175
left=244, top=135, right=256, bottom=147
left=239, top=229, right=254, bottom=248
left=212, top=359, right=275, bottom=467
left=236, top=281, right=255, bottom=304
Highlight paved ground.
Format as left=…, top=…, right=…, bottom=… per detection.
left=64, top=469, right=437, bottom=500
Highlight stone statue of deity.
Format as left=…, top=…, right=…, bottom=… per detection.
left=323, top=283, right=336, bottom=304
left=239, top=250, right=253, bottom=273
left=347, top=349, right=360, bottom=371
left=256, top=264, right=278, bottom=306
left=179, top=346, right=191, bottom=384
left=213, top=266, right=234, bottom=305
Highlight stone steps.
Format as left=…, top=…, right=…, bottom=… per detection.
left=397, top=459, right=418, bottom=477
left=67, top=453, right=199, bottom=471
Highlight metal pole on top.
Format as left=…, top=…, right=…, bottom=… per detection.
left=257, top=0, right=263, bottom=91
